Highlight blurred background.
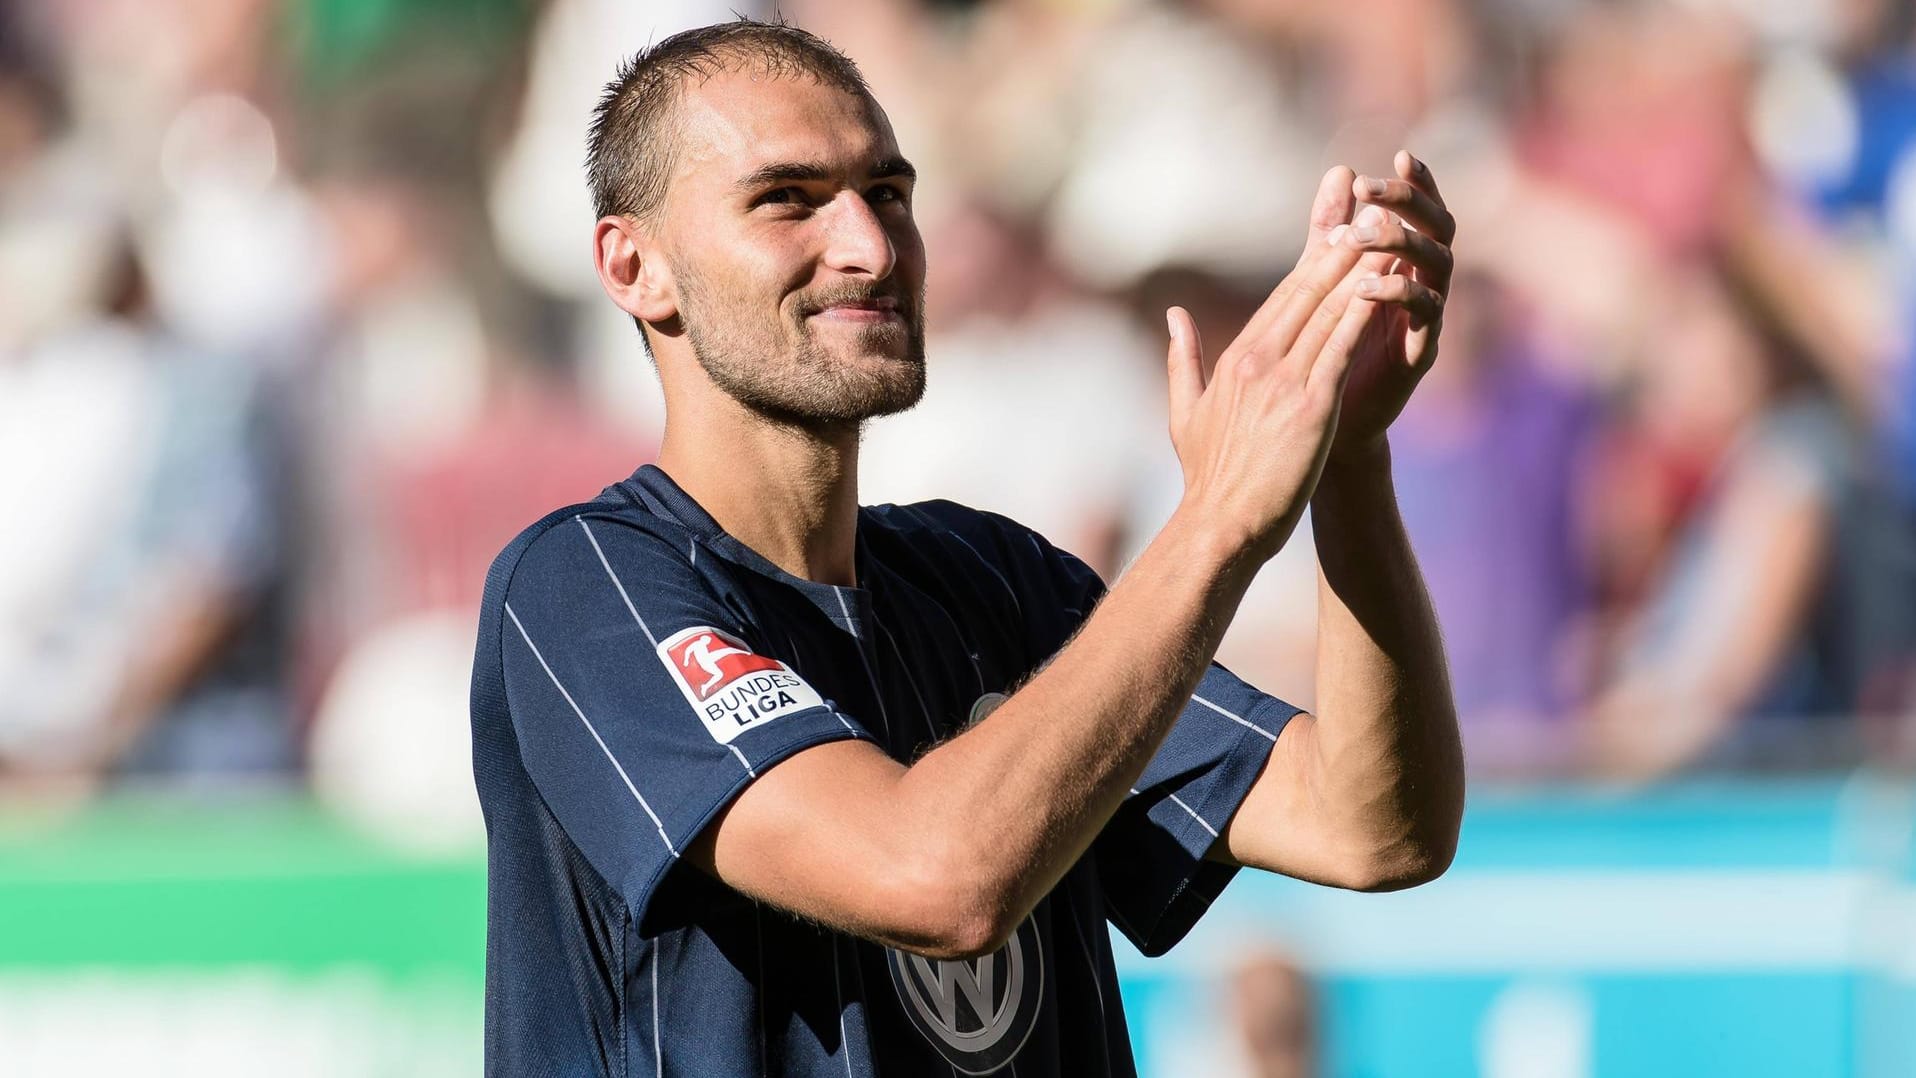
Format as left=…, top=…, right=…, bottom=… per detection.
left=4, top=0, right=1916, bottom=1073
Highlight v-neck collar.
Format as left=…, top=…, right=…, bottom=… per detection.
left=620, top=463, right=877, bottom=629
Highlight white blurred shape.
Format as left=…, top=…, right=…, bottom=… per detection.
left=337, top=278, right=490, bottom=456
left=0, top=967, right=477, bottom=1076
left=1479, top=979, right=1595, bottom=1078
left=310, top=610, right=485, bottom=855
left=487, top=0, right=750, bottom=298
left=861, top=300, right=1158, bottom=558
left=0, top=140, right=120, bottom=349
left=0, top=322, right=157, bottom=755
left=1047, top=8, right=1317, bottom=288
left=145, top=179, right=328, bottom=355
left=159, top=93, right=279, bottom=197
left=1749, top=48, right=1857, bottom=193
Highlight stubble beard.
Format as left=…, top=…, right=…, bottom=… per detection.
left=677, top=264, right=928, bottom=431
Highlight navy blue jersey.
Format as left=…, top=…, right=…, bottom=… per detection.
left=470, top=464, right=1301, bottom=1076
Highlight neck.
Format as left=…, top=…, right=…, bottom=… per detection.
left=656, top=386, right=863, bottom=588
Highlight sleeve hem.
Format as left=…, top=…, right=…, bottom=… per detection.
left=1129, top=701, right=1288, bottom=956
left=630, top=711, right=879, bottom=937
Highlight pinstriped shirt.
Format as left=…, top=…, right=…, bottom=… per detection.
left=471, top=464, right=1299, bottom=1076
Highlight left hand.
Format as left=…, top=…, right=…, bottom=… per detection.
left=1303, top=151, right=1456, bottom=462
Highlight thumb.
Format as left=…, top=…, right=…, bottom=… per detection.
left=1165, top=306, right=1205, bottom=431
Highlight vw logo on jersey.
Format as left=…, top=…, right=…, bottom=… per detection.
left=886, top=915, right=1044, bottom=1075
left=968, top=691, right=1009, bottom=727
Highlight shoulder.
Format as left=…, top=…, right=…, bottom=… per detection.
left=864, top=498, right=1050, bottom=560
left=864, top=499, right=1106, bottom=609
left=482, top=494, right=702, bottom=612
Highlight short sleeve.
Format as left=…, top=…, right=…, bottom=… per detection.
left=497, top=514, right=877, bottom=936
left=979, top=512, right=1301, bottom=956
left=1093, top=662, right=1298, bottom=955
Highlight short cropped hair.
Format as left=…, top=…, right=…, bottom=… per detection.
left=586, top=17, right=872, bottom=224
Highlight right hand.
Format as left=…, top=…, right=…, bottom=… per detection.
left=1165, top=167, right=1380, bottom=563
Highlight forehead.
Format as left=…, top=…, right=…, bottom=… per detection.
left=667, top=67, right=897, bottom=191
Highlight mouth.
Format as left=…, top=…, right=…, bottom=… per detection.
left=808, top=296, right=904, bottom=324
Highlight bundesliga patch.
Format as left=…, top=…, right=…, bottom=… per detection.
left=656, top=626, right=825, bottom=745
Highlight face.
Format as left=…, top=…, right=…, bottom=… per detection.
left=654, top=68, right=927, bottom=428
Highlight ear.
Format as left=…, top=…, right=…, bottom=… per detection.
left=593, top=215, right=678, bottom=327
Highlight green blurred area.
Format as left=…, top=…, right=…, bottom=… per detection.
left=286, top=0, right=530, bottom=85
left=0, top=797, right=484, bottom=976
left=4, top=781, right=1912, bottom=1075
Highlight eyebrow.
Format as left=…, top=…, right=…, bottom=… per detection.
left=734, top=155, right=917, bottom=193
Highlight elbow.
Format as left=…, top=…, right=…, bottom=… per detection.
left=923, top=911, right=1017, bottom=962
left=1346, top=768, right=1466, bottom=893
left=1344, top=834, right=1456, bottom=892
left=881, top=841, right=1022, bottom=961
left=1338, top=807, right=1462, bottom=893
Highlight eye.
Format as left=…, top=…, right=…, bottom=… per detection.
left=752, top=186, right=802, bottom=208
left=868, top=184, right=909, bottom=207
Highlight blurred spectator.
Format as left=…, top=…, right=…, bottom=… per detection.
left=1584, top=263, right=1904, bottom=779
left=0, top=241, right=296, bottom=792
left=1225, top=949, right=1317, bottom=1078
left=0, top=3, right=307, bottom=794
left=1516, top=5, right=1753, bottom=261
left=294, top=32, right=652, bottom=846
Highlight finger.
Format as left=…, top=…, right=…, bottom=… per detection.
left=1352, top=172, right=1455, bottom=245
left=1354, top=273, right=1445, bottom=332
left=1230, top=228, right=1367, bottom=370
left=1344, top=209, right=1453, bottom=293
left=1356, top=243, right=1396, bottom=278
left=1285, top=271, right=1366, bottom=375
left=1238, top=172, right=1364, bottom=351
left=1305, top=287, right=1377, bottom=399
left=1165, top=305, right=1205, bottom=430
left=1305, top=165, right=1356, bottom=251
left=1396, top=149, right=1444, bottom=203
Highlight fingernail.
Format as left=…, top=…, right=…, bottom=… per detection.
left=1351, top=226, right=1379, bottom=243
left=1328, top=224, right=1350, bottom=246
left=1357, top=275, right=1381, bottom=296
left=1364, top=177, right=1387, bottom=197
left=1356, top=204, right=1386, bottom=227
left=1166, top=309, right=1178, bottom=337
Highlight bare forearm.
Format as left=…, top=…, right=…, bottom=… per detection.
left=894, top=507, right=1257, bottom=937
left=1307, top=441, right=1462, bottom=879
left=91, top=573, right=244, bottom=773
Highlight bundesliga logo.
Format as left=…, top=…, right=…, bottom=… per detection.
left=655, top=626, right=825, bottom=745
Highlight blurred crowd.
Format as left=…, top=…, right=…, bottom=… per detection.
left=5, top=0, right=1916, bottom=829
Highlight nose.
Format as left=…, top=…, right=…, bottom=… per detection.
left=820, top=190, right=897, bottom=280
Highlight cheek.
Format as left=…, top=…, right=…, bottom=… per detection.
left=892, top=223, right=928, bottom=282
left=738, top=232, right=820, bottom=301
left=693, top=246, right=798, bottom=312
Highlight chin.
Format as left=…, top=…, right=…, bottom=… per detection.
left=825, top=326, right=917, bottom=362
left=840, top=361, right=927, bottom=420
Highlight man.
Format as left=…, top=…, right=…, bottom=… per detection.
left=471, top=17, right=1462, bottom=1077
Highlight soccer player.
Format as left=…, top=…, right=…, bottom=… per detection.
left=471, top=18, right=1462, bottom=1077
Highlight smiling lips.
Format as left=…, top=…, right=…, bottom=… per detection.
left=810, top=296, right=902, bottom=323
